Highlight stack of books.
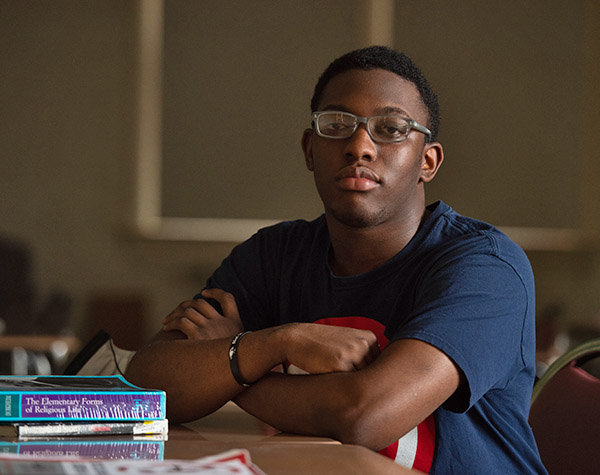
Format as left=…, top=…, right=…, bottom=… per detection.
left=0, top=375, right=167, bottom=460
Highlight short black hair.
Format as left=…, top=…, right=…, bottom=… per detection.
left=310, top=46, right=440, bottom=142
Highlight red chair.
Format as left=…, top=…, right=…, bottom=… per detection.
left=529, top=338, right=600, bottom=474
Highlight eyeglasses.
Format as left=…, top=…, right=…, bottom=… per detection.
left=311, top=110, right=431, bottom=143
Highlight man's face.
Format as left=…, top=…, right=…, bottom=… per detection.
left=302, top=68, right=440, bottom=229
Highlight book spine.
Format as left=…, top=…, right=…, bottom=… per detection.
left=0, top=392, right=166, bottom=421
left=16, top=419, right=168, bottom=437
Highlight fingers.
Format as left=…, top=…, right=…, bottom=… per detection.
left=200, top=289, right=241, bottom=322
left=352, top=332, right=380, bottom=370
left=160, top=290, right=244, bottom=340
left=367, top=332, right=381, bottom=363
left=283, top=323, right=380, bottom=374
left=162, top=316, right=204, bottom=339
left=161, top=299, right=220, bottom=326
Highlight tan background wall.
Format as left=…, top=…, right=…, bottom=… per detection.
left=1, top=0, right=599, bottom=346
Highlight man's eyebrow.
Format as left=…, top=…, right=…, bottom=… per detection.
left=378, top=106, right=410, bottom=116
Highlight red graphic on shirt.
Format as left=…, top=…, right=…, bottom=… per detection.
left=313, top=316, right=435, bottom=473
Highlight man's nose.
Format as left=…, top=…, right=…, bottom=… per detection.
left=343, top=123, right=377, bottom=161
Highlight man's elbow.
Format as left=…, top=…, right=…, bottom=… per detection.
left=333, top=409, right=387, bottom=450
left=124, top=332, right=184, bottom=387
left=328, top=390, right=397, bottom=450
left=123, top=349, right=150, bottom=387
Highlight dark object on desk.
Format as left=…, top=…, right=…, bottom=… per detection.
left=62, top=330, right=135, bottom=377
left=529, top=337, right=600, bottom=475
left=62, top=330, right=113, bottom=375
left=0, top=375, right=165, bottom=421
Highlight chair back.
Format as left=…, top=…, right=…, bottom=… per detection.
left=529, top=338, right=600, bottom=474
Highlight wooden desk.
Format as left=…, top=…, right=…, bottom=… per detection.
left=0, top=403, right=417, bottom=474
left=165, top=402, right=417, bottom=474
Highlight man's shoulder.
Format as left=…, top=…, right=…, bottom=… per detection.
left=429, top=201, right=498, bottom=237
left=429, top=202, right=523, bottom=251
left=426, top=202, right=531, bottom=273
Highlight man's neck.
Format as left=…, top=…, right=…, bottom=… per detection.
left=327, top=207, right=430, bottom=277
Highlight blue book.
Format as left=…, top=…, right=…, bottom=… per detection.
left=0, top=375, right=166, bottom=421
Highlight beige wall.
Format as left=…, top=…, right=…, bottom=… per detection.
left=1, top=1, right=599, bottom=344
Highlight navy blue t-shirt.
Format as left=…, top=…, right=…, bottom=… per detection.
left=205, top=201, right=547, bottom=474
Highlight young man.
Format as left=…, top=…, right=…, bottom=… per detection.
left=126, top=46, right=547, bottom=474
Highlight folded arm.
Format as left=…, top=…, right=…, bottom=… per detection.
left=234, top=337, right=462, bottom=450
left=126, top=288, right=462, bottom=448
left=125, top=290, right=380, bottom=423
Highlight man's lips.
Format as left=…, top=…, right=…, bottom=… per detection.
left=335, top=166, right=381, bottom=191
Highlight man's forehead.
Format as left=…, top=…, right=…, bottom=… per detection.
left=319, top=104, right=413, bottom=118
left=317, top=68, right=427, bottom=120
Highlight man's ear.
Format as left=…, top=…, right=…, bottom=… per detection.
left=419, top=142, right=444, bottom=183
left=301, top=128, right=314, bottom=171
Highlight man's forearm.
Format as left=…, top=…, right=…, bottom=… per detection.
left=126, top=338, right=238, bottom=422
left=125, top=331, right=284, bottom=423
left=125, top=323, right=382, bottom=426
left=232, top=339, right=462, bottom=451
left=233, top=370, right=391, bottom=449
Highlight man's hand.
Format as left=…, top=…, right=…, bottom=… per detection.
left=161, top=289, right=243, bottom=340
left=279, top=323, right=380, bottom=374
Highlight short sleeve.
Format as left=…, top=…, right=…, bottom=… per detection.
left=396, top=252, right=531, bottom=412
